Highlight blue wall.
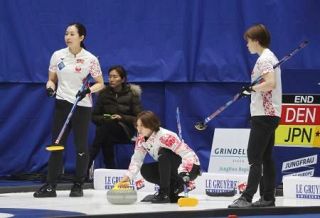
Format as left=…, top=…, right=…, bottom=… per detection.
left=0, top=0, right=319, bottom=178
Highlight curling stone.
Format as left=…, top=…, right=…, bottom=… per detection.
left=107, top=183, right=137, bottom=205
left=107, top=189, right=137, bottom=205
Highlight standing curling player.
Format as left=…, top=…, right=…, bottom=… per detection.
left=34, top=22, right=104, bottom=198
left=119, top=110, right=201, bottom=203
left=229, top=24, right=282, bottom=208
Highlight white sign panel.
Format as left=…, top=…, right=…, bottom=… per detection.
left=93, top=169, right=250, bottom=196
left=283, top=176, right=320, bottom=199
left=208, top=128, right=250, bottom=175
left=93, top=168, right=156, bottom=192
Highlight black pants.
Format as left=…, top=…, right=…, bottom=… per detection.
left=89, top=121, right=131, bottom=169
left=141, top=148, right=200, bottom=194
left=242, top=116, right=280, bottom=202
left=47, top=99, right=91, bottom=184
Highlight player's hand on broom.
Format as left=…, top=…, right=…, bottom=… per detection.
left=46, top=80, right=56, bottom=97
left=179, top=172, right=191, bottom=183
left=76, top=87, right=91, bottom=101
left=240, top=85, right=255, bottom=97
left=46, top=87, right=55, bottom=97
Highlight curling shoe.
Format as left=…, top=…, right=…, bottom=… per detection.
left=151, top=188, right=170, bottom=203
left=228, top=196, right=252, bottom=208
left=169, top=193, right=184, bottom=203
left=33, top=183, right=57, bottom=198
left=69, top=182, right=83, bottom=197
left=252, top=197, right=275, bottom=207
left=173, top=183, right=184, bottom=195
left=171, top=182, right=184, bottom=203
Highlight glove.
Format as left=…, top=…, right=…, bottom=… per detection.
left=179, top=172, right=190, bottom=183
left=179, top=165, right=201, bottom=183
left=46, top=87, right=55, bottom=97
left=76, top=87, right=91, bottom=101
left=240, top=85, right=255, bottom=97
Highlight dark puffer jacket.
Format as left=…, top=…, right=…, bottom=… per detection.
left=92, top=84, right=143, bottom=138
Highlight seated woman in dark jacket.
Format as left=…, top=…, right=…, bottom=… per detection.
left=89, top=65, right=143, bottom=170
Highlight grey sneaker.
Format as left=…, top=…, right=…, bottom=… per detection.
left=252, top=198, right=275, bottom=207
left=228, top=197, right=252, bottom=208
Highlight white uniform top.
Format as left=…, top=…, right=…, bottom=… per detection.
left=125, top=127, right=201, bottom=180
left=49, top=47, right=102, bottom=107
left=250, top=48, right=282, bottom=117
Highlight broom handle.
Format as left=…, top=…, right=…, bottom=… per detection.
left=54, top=75, right=91, bottom=144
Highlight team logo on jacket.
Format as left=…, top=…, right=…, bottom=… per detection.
left=160, top=134, right=176, bottom=147
left=58, top=61, right=65, bottom=70
left=135, top=179, right=145, bottom=190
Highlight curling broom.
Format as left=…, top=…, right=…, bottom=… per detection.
left=176, top=107, right=199, bottom=207
left=46, top=74, right=91, bottom=151
left=195, top=40, right=309, bottom=131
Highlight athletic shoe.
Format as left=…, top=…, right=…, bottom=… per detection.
left=151, top=188, right=170, bottom=203
left=169, top=194, right=183, bottom=203
left=69, top=182, right=83, bottom=197
left=33, top=183, right=57, bottom=198
left=252, top=198, right=275, bottom=207
left=228, top=196, right=252, bottom=208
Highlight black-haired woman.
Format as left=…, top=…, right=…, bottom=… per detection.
left=88, top=65, right=143, bottom=170
left=34, top=22, right=104, bottom=198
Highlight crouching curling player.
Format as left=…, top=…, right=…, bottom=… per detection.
left=119, top=110, right=201, bottom=203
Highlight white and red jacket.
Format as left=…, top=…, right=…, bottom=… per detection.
left=125, top=127, right=200, bottom=180
left=250, top=48, right=282, bottom=117
left=49, top=47, right=102, bottom=107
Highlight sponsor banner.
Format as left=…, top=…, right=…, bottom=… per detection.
left=275, top=125, right=320, bottom=147
left=208, top=128, right=250, bottom=175
left=280, top=105, right=320, bottom=125
left=283, top=176, right=320, bottom=200
left=284, top=168, right=314, bottom=177
left=274, top=146, right=320, bottom=185
left=93, top=169, right=156, bottom=192
left=195, top=172, right=248, bottom=195
left=281, top=155, right=317, bottom=171
left=93, top=169, right=126, bottom=190
left=92, top=169, right=250, bottom=196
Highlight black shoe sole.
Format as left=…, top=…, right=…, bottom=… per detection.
left=151, top=197, right=171, bottom=204
left=151, top=200, right=171, bottom=203
left=69, top=192, right=83, bottom=197
left=252, top=204, right=275, bottom=207
left=33, top=193, right=57, bottom=198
